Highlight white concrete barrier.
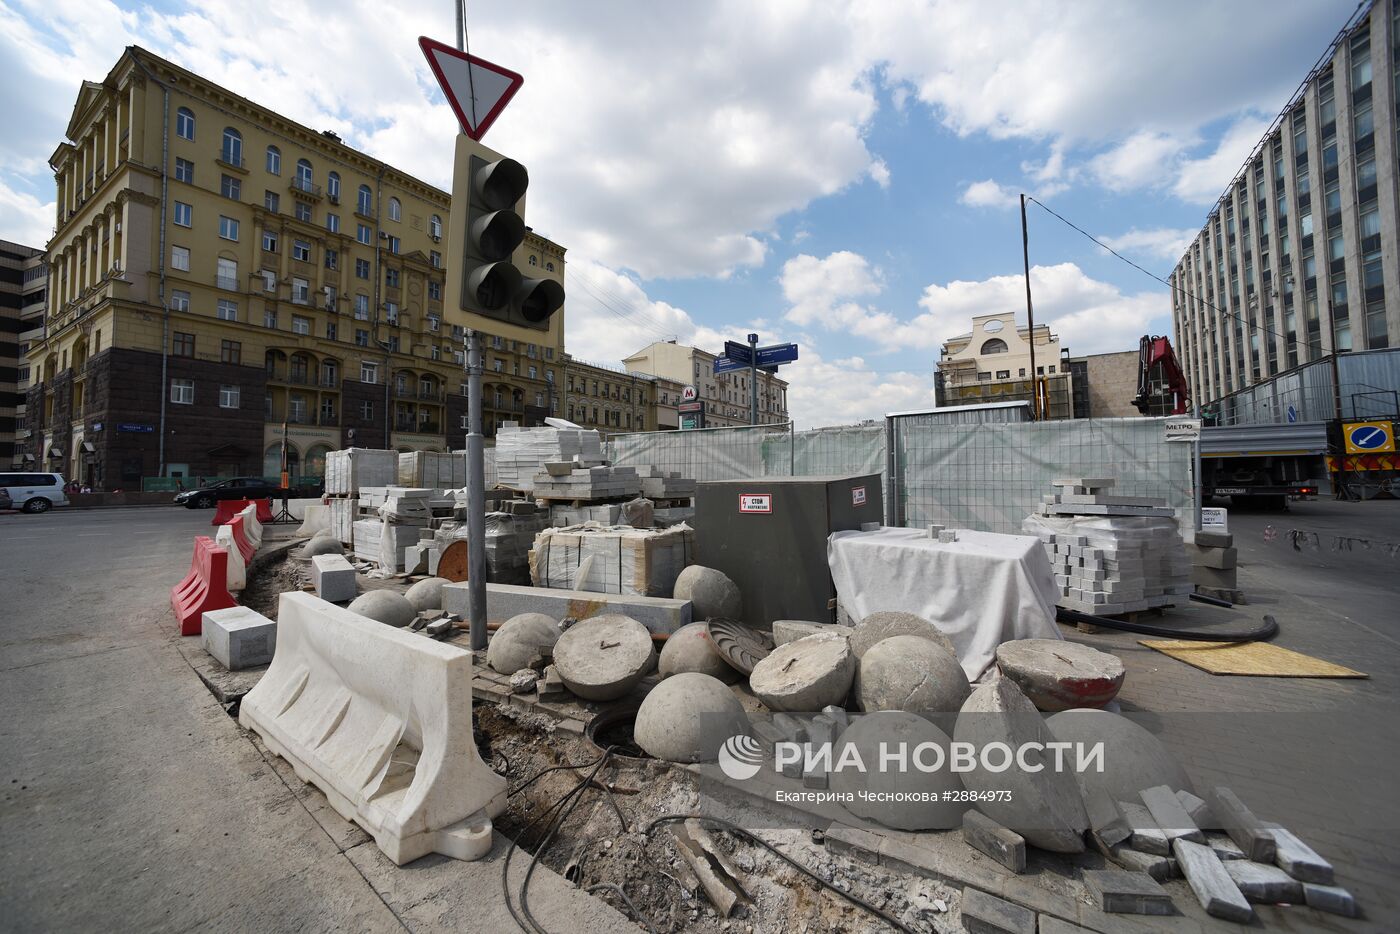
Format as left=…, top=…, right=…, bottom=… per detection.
left=239, top=592, right=506, bottom=864
left=214, top=524, right=247, bottom=591
left=288, top=497, right=325, bottom=521
left=240, top=503, right=264, bottom=549
left=296, top=502, right=331, bottom=536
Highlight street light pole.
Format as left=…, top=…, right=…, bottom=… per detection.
left=1021, top=193, right=1038, bottom=421
left=463, top=327, right=487, bottom=650
left=748, top=332, right=758, bottom=425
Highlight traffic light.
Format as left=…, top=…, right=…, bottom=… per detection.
left=461, top=155, right=564, bottom=330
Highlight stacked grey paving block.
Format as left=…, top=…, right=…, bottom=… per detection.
left=1118, top=801, right=1170, bottom=856
left=1266, top=824, right=1334, bottom=883
left=1081, top=869, right=1173, bottom=915
left=201, top=606, right=277, bottom=670
left=1207, top=786, right=1276, bottom=862
left=311, top=553, right=357, bottom=603
left=959, top=887, right=1035, bottom=934
left=494, top=425, right=605, bottom=492
left=635, top=467, right=697, bottom=500
left=1175, top=789, right=1217, bottom=829
left=1139, top=785, right=1204, bottom=844
left=1105, top=844, right=1175, bottom=882
left=1027, top=479, right=1192, bottom=616
left=962, top=810, right=1027, bottom=873
left=442, top=581, right=691, bottom=635
left=1304, top=883, right=1359, bottom=916
left=531, top=465, right=642, bottom=500
left=1172, top=838, right=1254, bottom=922
left=1085, top=788, right=1131, bottom=848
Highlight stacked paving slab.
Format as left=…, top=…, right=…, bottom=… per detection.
left=494, top=426, right=605, bottom=492
left=1187, top=530, right=1241, bottom=602
left=634, top=465, right=698, bottom=501
left=532, top=464, right=642, bottom=500
left=1026, top=478, right=1193, bottom=616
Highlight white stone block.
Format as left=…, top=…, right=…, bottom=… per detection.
left=312, top=553, right=357, bottom=603
left=202, top=606, right=277, bottom=670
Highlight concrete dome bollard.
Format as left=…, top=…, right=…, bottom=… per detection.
left=849, top=611, right=956, bottom=659
left=672, top=565, right=742, bottom=620
left=1046, top=707, right=1195, bottom=801
left=658, top=621, right=740, bottom=683
left=830, top=711, right=968, bottom=831
left=748, top=633, right=854, bottom=712
left=995, top=639, right=1125, bottom=711
left=299, top=535, right=344, bottom=560
left=634, top=672, right=751, bottom=762
left=854, top=634, right=970, bottom=717
left=346, top=589, right=417, bottom=628
left=405, top=577, right=452, bottom=614
left=552, top=615, right=657, bottom=701
left=487, top=613, right=562, bottom=674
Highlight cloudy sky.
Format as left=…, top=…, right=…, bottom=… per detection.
left=0, top=0, right=1355, bottom=426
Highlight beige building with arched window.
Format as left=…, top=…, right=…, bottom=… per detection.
left=935, top=312, right=1075, bottom=419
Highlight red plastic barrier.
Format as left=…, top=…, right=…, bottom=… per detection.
left=171, top=536, right=236, bottom=635
left=210, top=498, right=274, bottom=526
left=228, top=514, right=257, bottom=564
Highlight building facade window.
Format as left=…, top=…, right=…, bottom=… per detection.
left=173, top=332, right=195, bottom=357
left=428, top=280, right=441, bottom=300
left=295, top=201, right=312, bottom=222
left=264, top=308, right=278, bottom=329
left=220, top=174, right=241, bottom=200
left=170, top=289, right=190, bottom=312
left=388, top=197, right=401, bottom=221
left=295, top=159, right=314, bottom=192
left=219, top=385, right=240, bottom=409
left=220, top=127, right=242, bottom=165
left=292, top=239, right=311, bottom=262
left=174, top=158, right=194, bottom=183
left=171, top=245, right=190, bottom=271
left=385, top=268, right=400, bottom=288
left=326, top=213, right=340, bottom=234
left=217, top=257, right=238, bottom=290
left=325, top=248, right=338, bottom=270
left=354, top=294, right=369, bottom=319
left=262, top=230, right=278, bottom=253
left=361, top=361, right=378, bottom=383
left=430, top=215, right=442, bottom=238
left=360, top=400, right=374, bottom=419
left=221, top=339, right=241, bottom=363
left=176, top=107, right=195, bottom=140
left=292, top=315, right=311, bottom=335
left=357, top=224, right=371, bottom=245
left=216, top=299, right=238, bottom=321
left=355, top=328, right=369, bottom=346
left=171, top=378, right=194, bottom=404
left=291, top=277, right=309, bottom=304
left=355, top=258, right=370, bottom=279
left=218, top=216, right=239, bottom=241
left=266, top=146, right=281, bottom=174
left=327, top=172, right=341, bottom=201
left=264, top=190, right=279, bottom=213
left=173, top=201, right=192, bottom=227
left=357, top=185, right=372, bottom=214
left=386, top=236, right=400, bottom=254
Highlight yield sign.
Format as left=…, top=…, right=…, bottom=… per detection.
left=419, top=36, right=523, bottom=141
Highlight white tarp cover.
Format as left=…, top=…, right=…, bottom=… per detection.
left=827, top=527, right=1062, bottom=682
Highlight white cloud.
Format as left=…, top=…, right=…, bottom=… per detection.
left=562, top=259, right=729, bottom=366
left=1089, top=130, right=1192, bottom=191
left=911, top=262, right=1168, bottom=356
left=960, top=179, right=1018, bottom=209
left=781, top=251, right=898, bottom=336
left=1100, top=227, right=1199, bottom=263
left=784, top=351, right=933, bottom=428
left=868, top=158, right=891, bottom=188
left=1172, top=115, right=1275, bottom=203
left=0, top=179, right=56, bottom=247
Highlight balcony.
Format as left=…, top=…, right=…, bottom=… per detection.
left=319, top=412, right=339, bottom=427
left=290, top=177, right=322, bottom=199
left=216, top=150, right=247, bottom=172
left=287, top=371, right=314, bottom=386
left=319, top=376, right=341, bottom=389
left=394, top=417, right=416, bottom=431
left=418, top=387, right=445, bottom=402
left=216, top=275, right=240, bottom=291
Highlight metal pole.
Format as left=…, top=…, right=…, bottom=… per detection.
left=1193, top=402, right=1203, bottom=532
left=464, top=328, right=487, bottom=650
left=455, top=0, right=465, bottom=51
left=1020, top=194, right=1038, bottom=421
left=748, top=332, right=758, bottom=426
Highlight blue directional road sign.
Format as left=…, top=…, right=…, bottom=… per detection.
left=755, top=343, right=799, bottom=366
left=723, top=340, right=754, bottom=364
left=713, top=356, right=749, bottom=374
left=1347, top=422, right=1393, bottom=452
left=1286, top=404, right=1297, bottom=423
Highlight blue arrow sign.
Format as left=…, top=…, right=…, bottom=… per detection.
left=1349, top=424, right=1390, bottom=449
left=1286, top=404, right=1297, bottom=423
left=723, top=340, right=753, bottom=364
left=713, top=356, right=748, bottom=374
left=755, top=343, right=799, bottom=366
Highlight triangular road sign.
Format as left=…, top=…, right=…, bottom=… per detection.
left=419, top=36, right=523, bottom=142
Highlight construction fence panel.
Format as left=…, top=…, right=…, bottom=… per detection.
left=606, top=423, right=795, bottom=481
left=893, top=416, right=1194, bottom=534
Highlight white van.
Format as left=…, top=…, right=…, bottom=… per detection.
left=0, top=472, right=70, bottom=513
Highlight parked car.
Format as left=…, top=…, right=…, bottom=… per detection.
left=173, top=476, right=322, bottom=509
left=0, top=472, right=70, bottom=513
left=0, top=488, right=12, bottom=511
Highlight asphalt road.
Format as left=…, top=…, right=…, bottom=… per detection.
left=0, top=506, right=625, bottom=933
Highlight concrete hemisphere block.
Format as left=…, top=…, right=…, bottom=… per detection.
left=854, top=634, right=969, bottom=717
left=749, top=633, right=855, bottom=712
left=995, top=639, right=1125, bottom=712
left=634, top=672, right=751, bottom=762
left=346, top=589, right=417, bottom=628
left=552, top=614, right=657, bottom=702
left=772, top=620, right=852, bottom=646
left=405, top=577, right=452, bottom=613
left=830, top=710, right=968, bottom=831
left=299, top=535, right=345, bottom=559
left=672, top=565, right=742, bottom=620
left=849, top=611, right=955, bottom=659
left=487, top=613, right=563, bottom=674
left=954, top=678, right=1090, bottom=853
left=658, top=621, right=740, bottom=683
left=1045, top=708, right=1195, bottom=801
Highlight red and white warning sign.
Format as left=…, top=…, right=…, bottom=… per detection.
left=419, top=36, right=524, bottom=141
left=739, top=493, right=772, bottom=514
left=852, top=486, right=867, bottom=506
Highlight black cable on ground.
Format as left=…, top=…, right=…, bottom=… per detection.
left=508, top=754, right=607, bottom=798
left=585, top=883, right=657, bottom=934
left=500, top=752, right=612, bottom=933
left=520, top=751, right=618, bottom=934
left=643, top=814, right=916, bottom=934
left=1057, top=608, right=1279, bottom=641
left=1188, top=592, right=1234, bottom=608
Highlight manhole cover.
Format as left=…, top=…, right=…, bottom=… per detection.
left=706, top=618, right=773, bottom=675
